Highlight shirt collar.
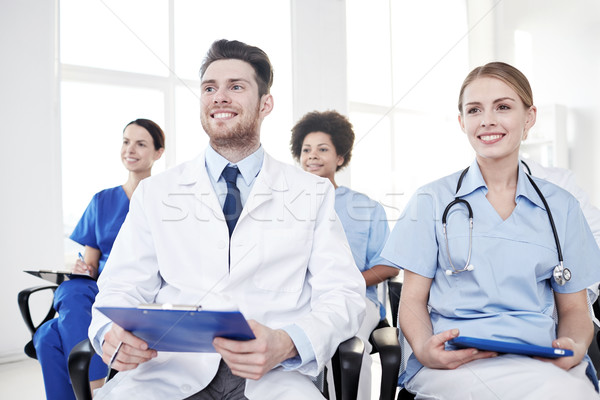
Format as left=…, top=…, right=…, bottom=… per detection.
left=455, top=160, right=486, bottom=198
left=205, top=145, right=264, bottom=186
left=455, top=159, right=546, bottom=210
left=518, top=163, right=547, bottom=210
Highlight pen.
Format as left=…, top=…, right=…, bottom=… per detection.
left=105, top=341, right=123, bottom=383
left=77, top=252, right=88, bottom=275
left=77, top=252, right=92, bottom=276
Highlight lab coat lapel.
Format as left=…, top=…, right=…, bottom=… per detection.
left=240, top=153, right=288, bottom=223
left=177, top=151, right=223, bottom=218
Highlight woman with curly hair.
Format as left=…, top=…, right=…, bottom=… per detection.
left=291, top=110, right=399, bottom=400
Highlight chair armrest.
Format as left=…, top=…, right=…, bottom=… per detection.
left=397, top=388, right=417, bottom=400
left=68, top=339, right=96, bottom=400
left=331, top=336, right=364, bottom=400
left=18, top=285, right=58, bottom=336
left=370, top=327, right=401, bottom=400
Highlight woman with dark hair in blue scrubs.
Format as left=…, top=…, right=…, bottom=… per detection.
left=33, top=119, right=165, bottom=400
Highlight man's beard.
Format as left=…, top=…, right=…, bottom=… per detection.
left=202, top=108, right=261, bottom=150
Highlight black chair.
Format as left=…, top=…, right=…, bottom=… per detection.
left=68, top=337, right=365, bottom=400
left=587, top=298, right=600, bottom=379
left=17, top=284, right=58, bottom=358
left=328, top=336, right=365, bottom=400
left=367, top=276, right=403, bottom=400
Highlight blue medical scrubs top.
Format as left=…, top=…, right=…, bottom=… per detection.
left=70, top=186, right=130, bottom=274
left=335, top=186, right=397, bottom=320
left=382, top=160, right=600, bottom=385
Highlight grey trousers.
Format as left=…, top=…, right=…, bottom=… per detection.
left=184, top=360, right=248, bottom=400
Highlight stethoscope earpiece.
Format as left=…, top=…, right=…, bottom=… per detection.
left=445, top=264, right=474, bottom=275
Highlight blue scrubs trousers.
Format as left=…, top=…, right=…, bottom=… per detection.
left=33, top=277, right=107, bottom=400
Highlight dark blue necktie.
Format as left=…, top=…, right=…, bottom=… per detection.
left=222, top=166, right=242, bottom=236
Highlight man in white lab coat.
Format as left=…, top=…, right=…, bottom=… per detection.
left=88, top=39, right=366, bottom=400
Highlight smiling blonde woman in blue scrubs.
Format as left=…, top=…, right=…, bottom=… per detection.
left=382, top=62, right=600, bottom=399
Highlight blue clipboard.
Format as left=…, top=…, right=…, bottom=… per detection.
left=448, top=336, right=573, bottom=358
left=97, top=305, right=255, bottom=353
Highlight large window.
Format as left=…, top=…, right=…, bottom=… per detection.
left=346, top=0, right=471, bottom=222
left=60, top=0, right=292, bottom=254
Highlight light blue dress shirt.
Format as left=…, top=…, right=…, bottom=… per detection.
left=335, top=186, right=397, bottom=320
left=382, top=159, right=600, bottom=386
left=204, top=144, right=315, bottom=370
left=205, top=145, right=264, bottom=208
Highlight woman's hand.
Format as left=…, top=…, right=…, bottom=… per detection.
left=72, top=259, right=97, bottom=278
left=535, top=336, right=587, bottom=370
left=547, top=290, right=594, bottom=370
left=72, top=246, right=101, bottom=279
left=415, top=329, right=497, bottom=370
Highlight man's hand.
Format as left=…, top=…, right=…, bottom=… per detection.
left=101, top=324, right=157, bottom=371
left=415, top=329, right=497, bottom=370
left=213, top=320, right=298, bottom=380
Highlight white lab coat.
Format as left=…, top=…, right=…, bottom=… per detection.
left=89, top=151, right=366, bottom=399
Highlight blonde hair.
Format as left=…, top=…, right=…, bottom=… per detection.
left=458, top=62, right=533, bottom=113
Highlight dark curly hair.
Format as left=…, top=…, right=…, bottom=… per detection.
left=290, top=110, right=355, bottom=171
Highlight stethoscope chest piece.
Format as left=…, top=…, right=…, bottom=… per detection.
left=553, top=263, right=571, bottom=286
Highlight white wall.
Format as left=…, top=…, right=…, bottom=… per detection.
left=290, top=0, right=350, bottom=185
left=1, top=0, right=599, bottom=362
left=496, top=0, right=600, bottom=204
left=0, top=0, right=63, bottom=361
left=467, top=0, right=600, bottom=205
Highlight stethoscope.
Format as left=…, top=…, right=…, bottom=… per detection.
left=442, top=161, right=572, bottom=285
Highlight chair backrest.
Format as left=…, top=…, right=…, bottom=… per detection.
left=390, top=278, right=413, bottom=385
left=387, top=275, right=402, bottom=328
left=369, top=276, right=403, bottom=400
left=587, top=296, right=600, bottom=378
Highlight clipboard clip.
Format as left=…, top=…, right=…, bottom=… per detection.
left=137, top=303, right=202, bottom=311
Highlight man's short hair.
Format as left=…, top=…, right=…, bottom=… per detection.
left=200, top=39, right=274, bottom=97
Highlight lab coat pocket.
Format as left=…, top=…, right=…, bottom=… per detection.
left=253, top=227, right=313, bottom=292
